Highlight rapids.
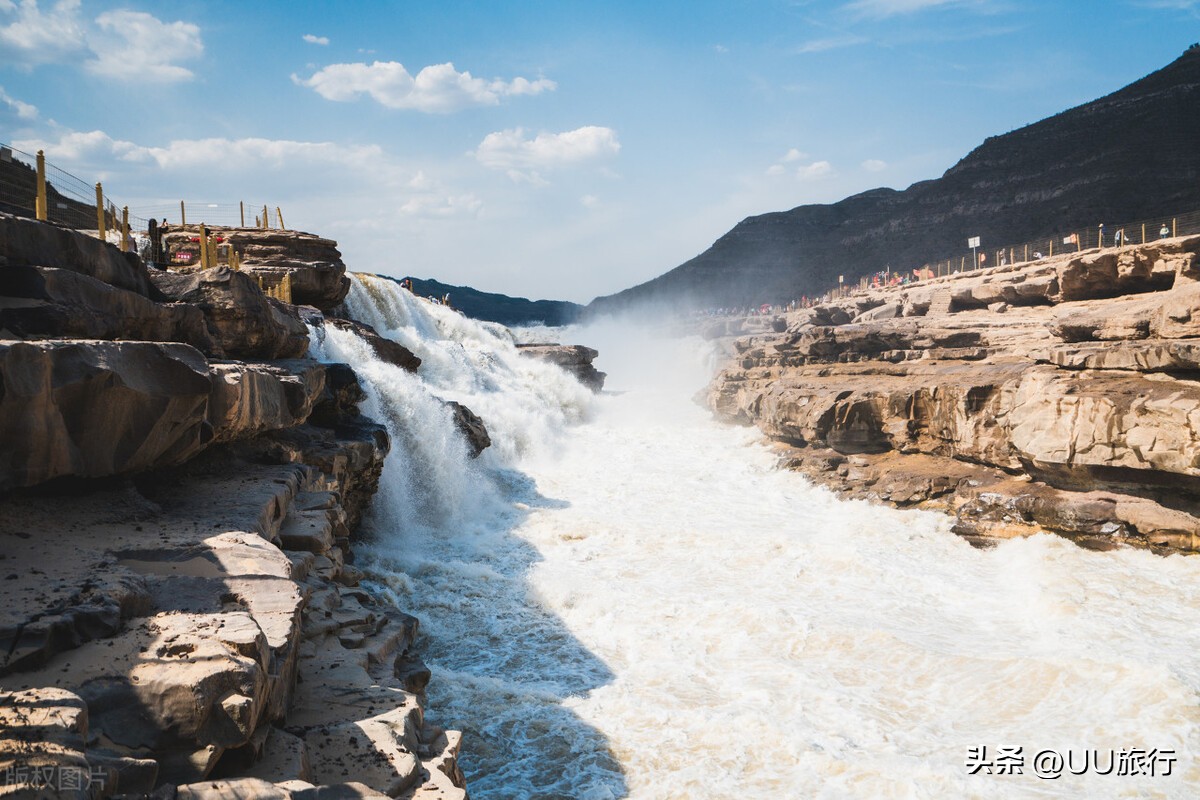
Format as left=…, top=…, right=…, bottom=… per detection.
left=311, top=274, right=1200, bottom=799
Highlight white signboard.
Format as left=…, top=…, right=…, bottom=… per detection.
left=967, top=236, right=980, bottom=248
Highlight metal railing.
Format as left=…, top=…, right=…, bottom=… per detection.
left=0, top=143, right=291, bottom=246
left=809, top=208, right=1200, bottom=303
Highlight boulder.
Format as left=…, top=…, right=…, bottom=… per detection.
left=0, top=340, right=213, bottom=490
left=0, top=212, right=152, bottom=296
left=516, top=343, right=606, bottom=391
left=324, top=318, right=421, bottom=373
left=444, top=400, right=491, bottom=458
left=307, top=363, right=368, bottom=429
left=208, top=360, right=327, bottom=443
left=149, top=267, right=309, bottom=360
left=0, top=264, right=215, bottom=351
left=163, top=228, right=350, bottom=311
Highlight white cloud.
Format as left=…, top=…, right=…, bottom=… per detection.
left=303, top=33, right=329, bottom=45
left=505, top=169, right=550, bottom=187
left=399, top=192, right=482, bottom=218
left=783, top=148, right=807, bottom=162
left=294, top=60, right=556, bottom=113
left=862, top=158, right=887, bottom=172
left=14, top=130, right=385, bottom=174
left=798, top=160, right=834, bottom=178
left=765, top=164, right=786, bottom=176
left=16, top=127, right=481, bottom=225
left=794, top=35, right=867, bottom=54
left=0, top=3, right=200, bottom=82
left=581, top=194, right=599, bottom=208
left=86, top=10, right=202, bottom=83
left=0, top=0, right=85, bottom=63
left=844, top=0, right=992, bottom=16
left=714, top=44, right=729, bottom=54
left=0, top=84, right=36, bottom=118
left=474, top=126, right=620, bottom=174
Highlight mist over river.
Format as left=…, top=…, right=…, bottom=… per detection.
left=313, top=275, right=1200, bottom=799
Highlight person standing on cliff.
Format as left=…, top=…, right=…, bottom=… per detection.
left=1161, top=223, right=1171, bottom=239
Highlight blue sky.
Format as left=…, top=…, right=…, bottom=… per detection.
left=1, top=0, right=1198, bottom=302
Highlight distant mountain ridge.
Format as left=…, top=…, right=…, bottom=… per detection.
left=383, top=275, right=583, bottom=327
left=589, top=46, right=1200, bottom=315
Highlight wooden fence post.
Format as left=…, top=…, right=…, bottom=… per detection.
left=120, top=206, right=129, bottom=252
left=95, top=183, right=106, bottom=240
left=181, top=201, right=187, bottom=226
left=35, top=150, right=47, bottom=221
left=199, top=224, right=209, bottom=269
left=276, top=207, right=285, bottom=230
left=262, top=205, right=269, bottom=230
left=240, top=201, right=245, bottom=228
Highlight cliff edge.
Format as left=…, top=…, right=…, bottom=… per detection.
left=0, top=214, right=469, bottom=799
left=706, top=235, right=1200, bottom=552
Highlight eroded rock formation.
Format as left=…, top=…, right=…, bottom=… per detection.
left=0, top=214, right=469, bottom=798
left=705, top=235, right=1200, bottom=552
left=160, top=227, right=350, bottom=311
left=517, top=343, right=607, bottom=392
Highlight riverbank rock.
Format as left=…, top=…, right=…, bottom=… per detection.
left=150, top=267, right=309, bottom=360
left=0, top=216, right=467, bottom=798
left=445, top=400, right=491, bottom=458
left=1, top=212, right=151, bottom=296
left=0, top=339, right=214, bottom=490
left=517, top=343, right=606, bottom=391
left=705, top=235, right=1200, bottom=552
left=325, top=317, right=421, bottom=373
left=161, top=227, right=350, bottom=311
left=0, top=264, right=215, bottom=350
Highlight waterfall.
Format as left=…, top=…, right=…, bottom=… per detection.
left=310, top=274, right=1200, bottom=799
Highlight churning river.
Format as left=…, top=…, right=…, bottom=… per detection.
left=312, top=274, right=1200, bottom=799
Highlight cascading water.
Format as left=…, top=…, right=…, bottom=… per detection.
left=312, top=274, right=1200, bottom=799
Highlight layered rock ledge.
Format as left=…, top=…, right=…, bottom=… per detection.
left=516, top=344, right=606, bottom=392
left=706, top=235, right=1200, bottom=552
left=0, top=214, right=468, bottom=798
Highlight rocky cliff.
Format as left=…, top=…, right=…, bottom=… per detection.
left=591, top=46, right=1200, bottom=314
left=0, top=214, right=469, bottom=799
left=705, top=235, right=1200, bottom=552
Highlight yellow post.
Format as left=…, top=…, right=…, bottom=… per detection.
left=35, top=150, right=47, bottom=221
left=1049, top=239, right=1053, bottom=257
left=276, top=207, right=285, bottom=230
left=262, top=205, right=269, bottom=230
left=180, top=201, right=186, bottom=226
left=281, top=273, right=292, bottom=303
left=240, top=201, right=245, bottom=228
left=95, top=183, right=106, bottom=240
left=1076, top=233, right=1081, bottom=252
left=120, top=206, right=129, bottom=252
left=199, top=224, right=209, bottom=269
left=1024, top=244, right=1028, bottom=263
left=1142, top=223, right=1146, bottom=244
